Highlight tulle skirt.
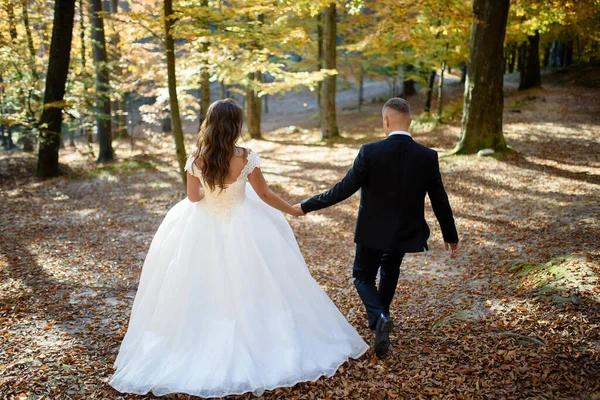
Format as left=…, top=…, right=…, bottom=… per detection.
left=109, top=184, right=368, bottom=397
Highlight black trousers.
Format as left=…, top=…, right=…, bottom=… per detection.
left=353, top=244, right=405, bottom=330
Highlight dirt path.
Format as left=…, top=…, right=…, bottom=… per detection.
left=0, top=68, right=598, bottom=399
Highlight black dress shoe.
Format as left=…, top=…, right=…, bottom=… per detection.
left=374, top=313, right=393, bottom=358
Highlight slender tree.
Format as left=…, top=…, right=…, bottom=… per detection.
left=5, top=1, right=18, bottom=41
left=20, top=0, right=36, bottom=79
left=164, top=0, right=187, bottom=187
left=358, top=67, right=364, bottom=112
left=36, top=0, right=76, bottom=177
left=508, top=45, right=517, bottom=73
left=246, top=71, right=262, bottom=139
left=402, top=64, right=416, bottom=97
left=245, top=13, right=263, bottom=139
left=91, top=0, right=114, bottom=162
left=437, top=43, right=449, bottom=118
left=109, top=0, right=128, bottom=138
left=424, top=70, right=436, bottom=113
left=519, top=30, right=541, bottom=89
left=20, top=0, right=37, bottom=152
left=79, top=0, right=93, bottom=145
left=453, top=0, right=510, bottom=154
left=437, top=60, right=446, bottom=118
left=199, top=0, right=211, bottom=122
left=320, top=2, right=339, bottom=139
left=317, top=13, right=323, bottom=122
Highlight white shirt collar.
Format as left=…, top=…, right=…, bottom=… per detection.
left=388, top=130, right=412, bottom=137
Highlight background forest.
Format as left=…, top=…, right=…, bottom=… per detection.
left=1, top=0, right=600, bottom=399
left=1, top=0, right=599, bottom=176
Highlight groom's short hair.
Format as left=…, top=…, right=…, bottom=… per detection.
left=383, top=98, right=411, bottom=116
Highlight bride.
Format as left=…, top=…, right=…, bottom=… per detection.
left=109, top=98, right=368, bottom=398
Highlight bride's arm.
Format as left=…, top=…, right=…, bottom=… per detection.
left=248, top=168, right=302, bottom=216
left=187, top=173, right=205, bottom=202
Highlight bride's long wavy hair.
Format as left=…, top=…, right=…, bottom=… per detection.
left=193, top=98, right=244, bottom=191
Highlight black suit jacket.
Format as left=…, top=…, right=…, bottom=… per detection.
left=301, top=135, right=459, bottom=253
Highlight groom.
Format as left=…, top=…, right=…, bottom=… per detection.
left=295, top=98, right=459, bottom=358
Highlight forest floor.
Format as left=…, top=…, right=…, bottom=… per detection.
left=1, top=67, right=599, bottom=399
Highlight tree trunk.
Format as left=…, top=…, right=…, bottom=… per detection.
left=264, top=94, right=268, bottom=114
left=519, top=31, right=541, bottom=90
left=565, top=41, right=573, bottom=66
left=402, top=64, right=416, bottom=97
left=358, top=68, right=364, bottom=112
left=246, top=72, right=262, bottom=139
left=78, top=0, right=90, bottom=144
left=69, top=123, right=75, bottom=146
left=454, top=0, right=510, bottom=154
left=437, top=61, right=446, bottom=118
left=5, top=1, right=18, bottom=41
left=508, top=46, right=517, bottom=73
left=551, top=41, right=564, bottom=68
left=200, top=68, right=210, bottom=121
left=424, top=70, right=436, bottom=113
left=21, top=0, right=36, bottom=78
left=317, top=13, right=323, bottom=123
left=80, top=0, right=86, bottom=69
left=460, top=64, right=467, bottom=83
left=91, top=0, right=114, bottom=162
left=199, top=0, right=210, bottom=122
left=542, top=44, right=551, bottom=68
left=109, top=0, right=128, bottom=139
left=320, top=3, right=339, bottom=139
left=116, top=99, right=127, bottom=138
left=518, top=44, right=524, bottom=71
left=164, top=0, right=187, bottom=187
left=0, top=74, right=7, bottom=150
left=7, top=127, right=16, bottom=150
left=36, top=0, right=76, bottom=177
left=20, top=0, right=37, bottom=152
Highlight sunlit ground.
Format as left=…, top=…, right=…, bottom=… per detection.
left=0, top=68, right=599, bottom=399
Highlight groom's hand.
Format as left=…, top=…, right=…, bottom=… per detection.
left=293, top=204, right=305, bottom=217
left=444, top=242, right=460, bottom=258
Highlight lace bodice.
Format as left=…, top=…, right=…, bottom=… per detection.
left=185, top=149, right=261, bottom=219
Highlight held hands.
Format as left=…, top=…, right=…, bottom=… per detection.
left=291, top=204, right=306, bottom=217
left=444, top=242, right=460, bottom=258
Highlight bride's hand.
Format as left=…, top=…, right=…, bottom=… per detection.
left=291, top=204, right=305, bottom=217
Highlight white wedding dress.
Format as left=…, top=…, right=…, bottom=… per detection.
left=109, top=150, right=368, bottom=398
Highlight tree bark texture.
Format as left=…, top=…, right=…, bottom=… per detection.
left=36, top=0, right=76, bottom=177
left=164, top=0, right=187, bottom=187
left=424, top=70, right=436, bottom=113
left=91, top=0, right=114, bottom=162
left=246, top=72, right=262, bottom=139
left=109, top=0, right=128, bottom=138
left=317, top=13, right=323, bottom=123
left=199, top=0, right=210, bottom=122
left=20, top=0, right=37, bottom=152
left=456, top=0, right=510, bottom=154
left=358, top=68, right=364, bottom=112
left=5, top=1, right=18, bottom=41
left=508, top=46, right=517, bottom=73
left=402, top=64, right=416, bottom=97
left=519, top=31, right=541, bottom=90
left=437, top=61, right=446, bottom=117
left=320, top=3, right=339, bottom=139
